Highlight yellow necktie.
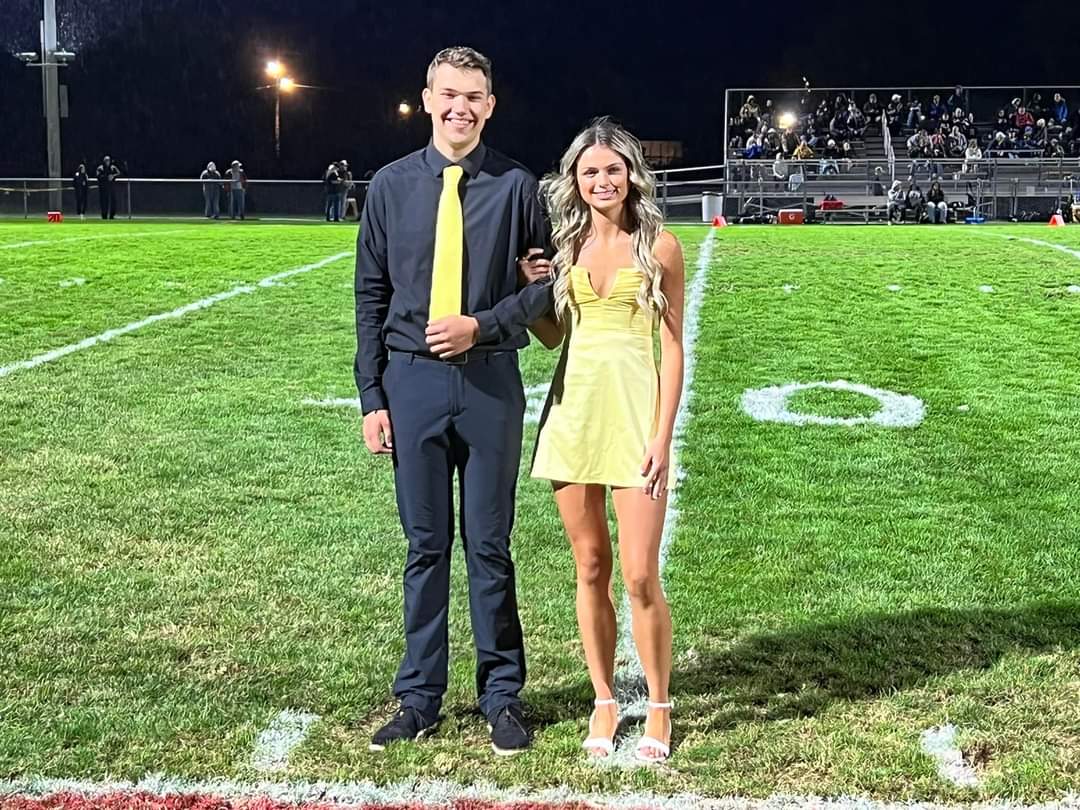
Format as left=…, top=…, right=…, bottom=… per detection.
left=429, top=165, right=464, bottom=320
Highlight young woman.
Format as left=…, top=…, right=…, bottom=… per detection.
left=522, top=117, right=685, bottom=763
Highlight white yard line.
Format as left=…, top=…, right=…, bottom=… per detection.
left=603, top=229, right=716, bottom=766
left=250, top=710, right=320, bottom=774
left=0, top=251, right=353, bottom=380
left=0, top=229, right=195, bottom=250
left=5, top=775, right=1076, bottom=810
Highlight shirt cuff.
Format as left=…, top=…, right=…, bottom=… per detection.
left=473, top=310, right=501, bottom=345
left=361, top=386, right=388, bottom=415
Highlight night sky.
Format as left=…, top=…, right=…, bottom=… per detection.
left=1, top=0, right=1077, bottom=179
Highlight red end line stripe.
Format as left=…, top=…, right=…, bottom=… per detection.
left=0, top=793, right=614, bottom=810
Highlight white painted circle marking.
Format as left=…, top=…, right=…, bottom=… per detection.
left=741, top=380, right=925, bottom=428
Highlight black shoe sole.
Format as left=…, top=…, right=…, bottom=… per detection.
left=487, top=723, right=529, bottom=757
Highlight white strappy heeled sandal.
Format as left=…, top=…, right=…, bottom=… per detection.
left=582, top=698, right=619, bottom=757
left=634, top=700, right=673, bottom=764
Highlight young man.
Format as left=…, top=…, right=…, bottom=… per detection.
left=354, top=46, right=551, bottom=756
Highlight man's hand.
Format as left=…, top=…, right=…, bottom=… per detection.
left=425, top=315, right=479, bottom=359
left=517, top=248, right=552, bottom=286
left=363, top=409, right=393, bottom=455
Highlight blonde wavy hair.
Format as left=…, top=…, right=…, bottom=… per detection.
left=542, top=117, right=666, bottom=321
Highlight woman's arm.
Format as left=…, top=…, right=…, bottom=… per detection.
left=655, top=231, right=687, bottom=447
left=640, top=230, right=686, bottom=500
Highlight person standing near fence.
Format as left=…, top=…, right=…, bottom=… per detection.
left=324, top=162, right=341, bottom=221
left=337, top=159, right=353, bottom=221
left=96, top=156, right=120, bottom=219
left=200, top=161, right=222, bottom=219
left=226, top=160, right=247, bottom=220
left=73, top=163, right=89, bottom=218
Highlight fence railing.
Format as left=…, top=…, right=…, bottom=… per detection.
left=0, top=178, right=371, bottom=220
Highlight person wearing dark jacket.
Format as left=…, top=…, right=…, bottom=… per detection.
left=323, top=162, right=341, bottom=221
left=73, top=164, right=89, bottom=218
left=96, top=156, right=121, bottom=219
left=927, top=180, right=948, bottom=223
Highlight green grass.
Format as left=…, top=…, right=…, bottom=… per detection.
left=1, top=221, right=1079, bottom=800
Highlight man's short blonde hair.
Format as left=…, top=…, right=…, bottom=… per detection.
left=426, top=46, right=492, bottom=95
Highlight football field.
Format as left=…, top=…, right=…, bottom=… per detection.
left=1, top=220, right=1079, bottom=804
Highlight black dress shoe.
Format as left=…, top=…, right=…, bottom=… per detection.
left=488, top=704, right=531, bottom=756
left=369, top=705, right=438, bottom=751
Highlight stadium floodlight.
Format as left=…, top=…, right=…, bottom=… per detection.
left=398, top=101, right=413, bottom=117
left=278, top=76, right=295, bottom=92
left=779, top=112, right=797, bottom=129
left=54, top=50, right=75, bottom=62
left=266, top=60, right=284, bottom=79
left=15, top=51, right=38, bottom=63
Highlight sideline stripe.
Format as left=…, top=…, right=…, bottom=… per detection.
left=5, top=775, right=1076, bottom=810
left=0, top=251, right=353, bottom=380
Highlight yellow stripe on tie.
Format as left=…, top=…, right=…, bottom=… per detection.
left=429, top=165, right=464, bottom=320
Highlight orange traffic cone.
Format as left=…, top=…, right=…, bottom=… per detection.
left=712, top=215, right=727, bottom=228
left=1049, top=212, right=1066, bottom=227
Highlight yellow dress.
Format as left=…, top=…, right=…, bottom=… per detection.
left=531, top=265, right=668, bottom=488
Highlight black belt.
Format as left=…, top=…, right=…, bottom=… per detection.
left=388, top=349, right=513, bottom=366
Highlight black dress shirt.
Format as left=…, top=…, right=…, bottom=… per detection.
left=354, top=141, right=552, bottom=414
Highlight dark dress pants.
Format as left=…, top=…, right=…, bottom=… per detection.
left=382, top=349, right=526, bottom=724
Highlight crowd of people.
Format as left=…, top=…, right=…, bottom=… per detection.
left=730, top=87, right=1080, bottom=166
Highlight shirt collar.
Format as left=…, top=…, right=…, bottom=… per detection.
left=424, top=140, right=486, bottom=179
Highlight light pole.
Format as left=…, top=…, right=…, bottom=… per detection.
left=261, top=61, right=298, bottom=161
left=14, top=0, right=75, bottom=211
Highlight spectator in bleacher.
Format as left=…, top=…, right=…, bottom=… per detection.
left=907, top=129, right=929, bottom=158
left=887, top=94, right=904, bottom=136
left=948, top=125, right=968, bottom=157
left=728, top=134, right=745, bottom=154
left=1044, top=138, right=1065, bottom=159
left=847, top=103, right=866, bottom=136
left=1028, top=93, right=1045, bottom=121
left=951, top=106, right=965, bottom=125
left=1012, top=106, right=1035, bottom=130
left=863, top=93, right=882, bottom=127
left=995, top=109, right=1010, bottom=131
left=744, top=134, right=765, bottom=160
left=927, top=180, right=948, bottom=224
left=872, top=166, right=886, bottom=196
left=829, top=108, right=849, bottom=140
left=927, top=94, right=948, bottom=127
left=947, top=85, right=964, bottom=112
left=760, top=99, right=775, bottom=130
left=1033, top=119, right=1050, bottom=147
left=820, top=139, right=840, bottom=175
left=772, top=152, right=787, bottom=190
left=887, top=180, right=905, bottom=223
left=1052, top=93, right=1069, bottom=123
left=792, top=136, right=814, bottom=161
left=906, top=178, right=926, bottom=223
left=962, top=112, right=978, bottom=140
left=906, top=98, right=923, bottom=130
left=962, top=139, right=982, bottom=173
left=761, top=128, right=780, bottom=156
left=739, top=95, right=760, bottom=130
left=781, top=128, right=798, bottom=157
left=842, top=140, right=855, bottom=172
